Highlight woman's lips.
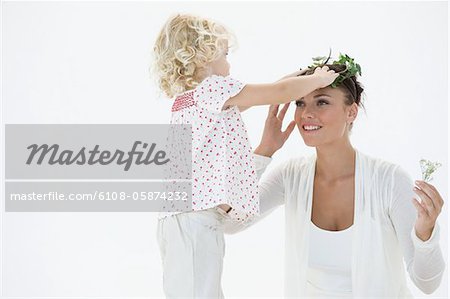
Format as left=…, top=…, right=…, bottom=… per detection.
left=302, top=125, right=322, bottom=132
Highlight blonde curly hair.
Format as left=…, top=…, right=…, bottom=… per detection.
left=152, top=14, right=235, bottom=98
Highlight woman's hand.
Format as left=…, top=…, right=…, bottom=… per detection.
left=254, top=103, right=296, bottom=157
left=411, top=180, right=445, bottom=241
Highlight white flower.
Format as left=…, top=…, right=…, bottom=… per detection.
left=419, top=159, right=442, bottom=182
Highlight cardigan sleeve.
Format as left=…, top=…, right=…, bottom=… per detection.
left=389, top=166, right=446, bottom=294
left=222, top=154, right=286, bottom=234
left=255, top=154, right=286, bottom=215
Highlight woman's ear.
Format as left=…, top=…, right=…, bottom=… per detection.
left=347, top=103, right=358, bottom=124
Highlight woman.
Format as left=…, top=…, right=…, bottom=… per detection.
left=229, top=59, right=446, bottom=298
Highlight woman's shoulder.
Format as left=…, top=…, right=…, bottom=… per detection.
left=359, top=151, right=397, bottom=168
left=357, top=150, right=411, bottom=182
left=274, top=155, right=314, bottom=177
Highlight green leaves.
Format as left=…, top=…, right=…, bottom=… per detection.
left=310, top=56, right=328, bottom=67
left=420, top=159, right=442, bottom=182
left=330, top=53, right=362, bottom=88
left=308, top=52, right=362, bottom=88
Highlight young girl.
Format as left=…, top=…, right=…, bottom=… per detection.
left=152, top=14, right=338, bottom=298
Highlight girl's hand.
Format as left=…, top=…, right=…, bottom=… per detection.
left=312, top=65, right=339, bottom=88
left=412, top=180, right=445, bottom=241
left=278, top=69, right=309, bottom=81
left=254, top=103, right=296, bottom=157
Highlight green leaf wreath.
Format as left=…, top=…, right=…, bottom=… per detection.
left=308, top=50, right=362, bottom=88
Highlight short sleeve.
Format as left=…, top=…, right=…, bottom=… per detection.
left=195, top=75, right=245, bottom=113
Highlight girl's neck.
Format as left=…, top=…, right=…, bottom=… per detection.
left=197, top=68, right=214, bottom=83
left=315, top=139, right=356, bottom=181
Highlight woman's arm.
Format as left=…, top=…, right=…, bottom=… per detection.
left=389, top=166, right=445, bottom=294
left=223, top=103, right=296, bottom=234
left=223, top=66, right=338, bottom=108
left=222, top=154, right=286, bottom=234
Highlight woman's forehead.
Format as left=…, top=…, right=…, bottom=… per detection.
left=303, top=87, right=345, bottom=99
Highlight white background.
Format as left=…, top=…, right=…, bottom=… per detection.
left=1, top=1, right=448, bottom=298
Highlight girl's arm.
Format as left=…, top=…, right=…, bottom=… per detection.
left=237, top=69, right=309, bottom=113
left=238, top=106, right=251, bottom=112
left=223, top=66, right=337, bottom=109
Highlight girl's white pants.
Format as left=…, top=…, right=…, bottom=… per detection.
left=157, top=208, right=229, bottom=298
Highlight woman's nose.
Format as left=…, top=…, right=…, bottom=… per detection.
left=301, top=107, right=315, bottom=119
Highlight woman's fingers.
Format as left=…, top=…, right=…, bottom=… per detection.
left=268, top=104, right=279, bottom=117
left=277, top=102, right=290, bottom=121
left=283, top=121, right=296, bottom=140
left=269, top=102, right=292, bottom=122
left=414, top=187, right=436, bottom=213
left=412, top=197, right=428, bottom=216
left=415, top=180, right=444, bottom=214
left=416, top=181, right=443, bottom=206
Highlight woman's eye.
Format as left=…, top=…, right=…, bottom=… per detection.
left=317, top=99, right=329, bottom=106
left=295, top=101, right=304, bottom=107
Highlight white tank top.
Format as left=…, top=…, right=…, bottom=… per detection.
left=307, top=219, right=353, bottom=297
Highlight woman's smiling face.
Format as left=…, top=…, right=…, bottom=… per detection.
left=294, top=86, right=358, bottom=147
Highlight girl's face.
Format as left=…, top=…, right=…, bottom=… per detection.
left=209, top=49, right=230, bottom=77
left=294, top=86, right=358, bottom=147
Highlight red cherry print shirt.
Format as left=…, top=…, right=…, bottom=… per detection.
left=159, top=75, right=260, bottom=222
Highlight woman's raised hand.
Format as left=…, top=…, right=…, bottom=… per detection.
left=412, top=180, right=445, bottom=241
left=254, top=103, right=296, bottom=157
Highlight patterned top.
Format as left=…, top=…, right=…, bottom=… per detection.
left=159, top=75, right=259, bottom=222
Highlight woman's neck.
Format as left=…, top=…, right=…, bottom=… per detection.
left=315, top=139, right=356, bottom=181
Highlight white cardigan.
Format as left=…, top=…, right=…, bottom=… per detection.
left=229, top=150, right=445, bottom=298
